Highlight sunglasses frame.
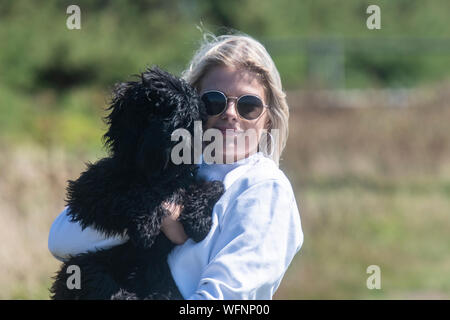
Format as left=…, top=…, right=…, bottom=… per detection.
left=201, top=90, right=269, bottom=121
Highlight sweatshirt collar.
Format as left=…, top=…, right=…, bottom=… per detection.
left=197, top=152, right=264, bottom=187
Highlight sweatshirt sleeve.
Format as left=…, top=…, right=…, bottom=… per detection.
left=48, top=207, right=129, bottom=262
left=187, top=179, right=303, bottom=300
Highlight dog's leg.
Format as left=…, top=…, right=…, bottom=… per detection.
left=178, top=180, right=224, bottom=242
left=126, top=204, right=167, bottom=249
left=141, top=242, right=184, bottom=300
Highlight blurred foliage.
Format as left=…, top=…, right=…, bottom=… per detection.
left=1, top=0, right=450, bottom=149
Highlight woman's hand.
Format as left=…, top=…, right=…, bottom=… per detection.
left=161, top=202, right=188, bottom=245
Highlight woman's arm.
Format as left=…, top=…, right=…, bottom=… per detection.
left=48, top=207, right=129, bottom=261
left=186, top=180, right=303, bottom=300
left=48, top=205, right=187, bottom=261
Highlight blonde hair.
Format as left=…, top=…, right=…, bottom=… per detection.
left=181, top=32, right=289, bottom=166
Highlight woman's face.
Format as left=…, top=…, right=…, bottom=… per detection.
left=199, top=65, right=270, bottom=163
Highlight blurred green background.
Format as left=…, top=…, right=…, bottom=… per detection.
left=0, top=0, right=449, bottom=299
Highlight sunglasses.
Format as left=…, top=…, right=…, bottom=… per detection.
left=200, top=90, right=268, bottom=121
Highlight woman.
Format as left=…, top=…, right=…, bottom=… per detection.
left=48, top=33, right=303, bottom=300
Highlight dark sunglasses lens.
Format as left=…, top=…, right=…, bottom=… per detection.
left=201, top=92, right=226, bottom=116
left=237, top=95, right=264, bottom=120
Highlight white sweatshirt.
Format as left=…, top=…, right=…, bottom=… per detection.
left=48, top=152, right=303, bottom=300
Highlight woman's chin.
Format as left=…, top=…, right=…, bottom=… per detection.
left=220, top=146, right=258, bottom=164
left=203, top=140, right=259, bottom=164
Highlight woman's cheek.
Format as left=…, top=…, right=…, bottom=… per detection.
left=204, top=117, right=215, bottom=131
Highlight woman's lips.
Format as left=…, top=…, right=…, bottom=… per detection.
left=213, top=127, right=243, bottom=136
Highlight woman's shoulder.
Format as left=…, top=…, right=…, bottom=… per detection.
left=219, top=154, right=301, bottom=231
left=228, top=153, right=296, bottom=199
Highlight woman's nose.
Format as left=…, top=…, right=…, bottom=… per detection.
left=221, top=99, right=238, bottom=119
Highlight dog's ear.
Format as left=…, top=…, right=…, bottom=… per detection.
left=102, top=68, right=174, bottom=161
left=136, top=121, right=172, bottom=180
left=142, top=66, right=208, bottom=132
left=102, top=79, right=150, bottom=167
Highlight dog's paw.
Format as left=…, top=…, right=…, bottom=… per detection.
left=180, top=214, right=212, bottom=243
left=178, top=180, right=224, bottom=242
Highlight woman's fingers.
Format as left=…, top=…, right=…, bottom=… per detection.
left=162, top=201, right=183, bottom=220
left=161, top=202, right=188, bottom=245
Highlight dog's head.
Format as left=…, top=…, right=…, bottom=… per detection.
left=103, top=66, right=206, bottom=179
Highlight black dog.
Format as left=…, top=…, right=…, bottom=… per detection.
left=50, top=67, right=224, bottom=300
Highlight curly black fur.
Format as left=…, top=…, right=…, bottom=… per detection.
left=50, top=66, right=224, bottom=300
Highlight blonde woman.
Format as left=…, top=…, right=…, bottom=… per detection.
left=48, top=33, right=303, bottom=300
